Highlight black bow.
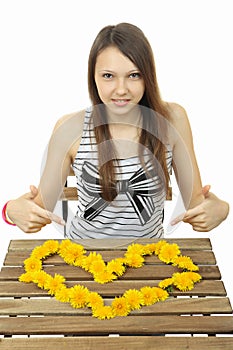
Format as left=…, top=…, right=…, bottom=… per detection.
left=81, top=161, right=164, bottom=226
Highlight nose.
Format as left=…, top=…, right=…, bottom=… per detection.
left=115, top=78, right=128, bottom=95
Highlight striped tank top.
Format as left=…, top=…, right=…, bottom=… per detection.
left=68, top=108, right=172, bottom=240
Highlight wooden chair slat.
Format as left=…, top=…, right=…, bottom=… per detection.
left=7, top=238, right=212, bottom=251
left=60, top=187, right=77, bottom=201
left=0, top=264, right=221, bottom=281
left=0, top=315, right=233, bottom=335
left=0, top=297, right=231, bottom=316
left=1, top=337, right=233, bottom=350
left=3, top=249, right=216, bottom=266
left=0, top=280, right=227, bottom=298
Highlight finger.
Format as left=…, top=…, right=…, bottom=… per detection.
left=45, top=210, right=66, bottom=226
left=29, top=215, right=52, bottom=226
left=181, top=206, right=204, bottom=221
left=202, top=184, right=211, bottom=197
left=23, top=186, right=38, bottom=201
left=24, top=226, right=43, bottom=234
left=29, top=185, right=39, bottom=198
left=26, top=201, right=65, bottom=226
left=192, top=225, right=209, bottom=232
left=170, top=212, right=186, bottom=225
left=25, top=205, right=65, bottom=227
left=171, top=206, right=202, bottom=225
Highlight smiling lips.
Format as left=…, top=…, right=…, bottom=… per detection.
left=112, top=99, right=131, bottom=107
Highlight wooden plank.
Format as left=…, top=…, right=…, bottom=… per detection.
left=0, top=264, right=221, bottom=281
left=8, top=238, right=212, bottom=251
left=0, top=297, right=231, bottom=316
left=0, top=280, right=227, bottom=297
left=1, top=239, right=233, bottom=347
left=60, top=187, right=77, bottom=200
left=3, top=249, right=216, bottom=266
left=1, top=336, right=233, bottom=350
left=0, top=315, right=233, bottom=335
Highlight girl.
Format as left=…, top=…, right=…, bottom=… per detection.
left=3, top=23, right=229, bottom=238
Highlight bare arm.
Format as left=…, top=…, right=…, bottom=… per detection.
left=168, top=103, right=204, bottom=209
left=168, top=103, right=229, bottom=232
left=7, top=110, right=85, bottom=233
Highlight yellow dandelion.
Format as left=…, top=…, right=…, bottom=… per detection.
left=42, top=240, right=59, bottom=254
left=124, top=253, right=144, bottom=268
left=185, top=272, right=202, bottom=283
left=158, top=277, right=174, bottom=289
left=19, top=272, right=35, bottom=283
left=172, top=256, right=199, bottom=271
left=123, top=289, right=144, bottom=310
left=55, top=286, right=71, bottom=302
left=126, top=243, right=145, bottom=256
left=94, top=270, right=117, bottom=284
left=58, top=239, right=73, bottom=252
left=60, top=244, right=86, bottom=265
left=32, top=270, right=51, bottom=289
left=172, top=272, right=194, bottom=291
left=87, top=292, right=104, bottom=309
left=68, top=243, right=86, bottom=258
left=116, top=257, right=127, bottom=264
left=140, top=286, right=158, bottom=306
left=143, top=243, right=158, bottom=255
left=154, top=240, right=168, bottom=255
left=151, top=287, right=169, bottom=302
left=81, top=252, right=103, bottom=272
left=31, top=245, right=49, bottom=259
left=24, top=257, right=42, bottom=273
left=89, top=259, right=106, bottom=275
left=44, top=273, right=65, bottom=295
left=111, top=297, right=131, bottom=317
left=59, top=240, right=84, bottom=259
left=62, top=252, right=79, bottom=265
left=92, top=305, right=114, bottom=320
left=158, top=243, right=180, bottom=264
left=73, top=257, right=85, bottom=267
left=107, top=259, right=126, bottom=276
left=69, top=285, right=89, bottom=308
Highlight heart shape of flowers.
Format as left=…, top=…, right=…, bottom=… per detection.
left=19, top=239, right=202, bottom=320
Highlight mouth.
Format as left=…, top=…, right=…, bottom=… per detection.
left=111, top=99, right=131, bottom=107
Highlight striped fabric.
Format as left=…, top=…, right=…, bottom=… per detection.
left=68, top=108, right=172, bottom=240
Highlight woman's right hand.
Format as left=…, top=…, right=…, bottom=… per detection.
left=6, top=185, right=65, bottom=233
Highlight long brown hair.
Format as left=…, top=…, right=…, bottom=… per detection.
left=88, top=22, right=171, bottom=201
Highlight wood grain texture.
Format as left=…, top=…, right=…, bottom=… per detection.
left=0, top=315, right=233, bottom=335
left=0, top=238, right=232, bottom=348
left=0, top=297, right=231, bottom=316
left=1, top=337, right=233, bottom=350
left=3, top=249, right=216, bottom=266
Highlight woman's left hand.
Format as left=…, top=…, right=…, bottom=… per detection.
left=171, top=185, right=229, bottom=232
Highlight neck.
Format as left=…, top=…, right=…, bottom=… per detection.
left=106, top=104, right=142, bottom=127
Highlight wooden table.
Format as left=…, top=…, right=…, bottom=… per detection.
left=0, top=238, right=233, bottom=349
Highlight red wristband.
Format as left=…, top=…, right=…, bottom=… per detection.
left=2, top=201, right=16, bottom=226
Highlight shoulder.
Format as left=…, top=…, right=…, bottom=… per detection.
left=165, top=102, right=193, bottom=147
left=47, top=109, right=87, bottom=157
left=166, top=102, right=189, bottom=125
left=53, top=109, right=86, bottom=133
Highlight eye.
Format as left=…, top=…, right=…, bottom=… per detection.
left=129, top=72, right=141, bottom=79
left=103, top=73, right=113, bottom=79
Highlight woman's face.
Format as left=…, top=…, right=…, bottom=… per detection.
left=94, top=46, right=145, bottom=115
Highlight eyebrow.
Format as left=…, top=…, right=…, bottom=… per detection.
left=97, top=69, right=140, bottom=73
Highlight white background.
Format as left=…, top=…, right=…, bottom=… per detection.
left=0, top=0, right=232, bottom=303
